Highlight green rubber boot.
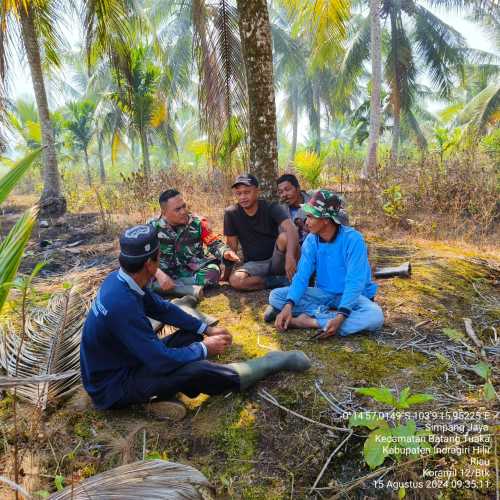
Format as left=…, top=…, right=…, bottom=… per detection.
left=170, top=284, right=204, bottom=301
left=228, top=351, right=311, bottom=390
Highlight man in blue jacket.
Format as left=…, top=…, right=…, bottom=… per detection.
left=266, top=190, right=383, bottom=338
left=80, top=224, right=311, bottom=419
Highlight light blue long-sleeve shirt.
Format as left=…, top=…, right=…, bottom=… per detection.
left=286, top=226, right=378, bottom=316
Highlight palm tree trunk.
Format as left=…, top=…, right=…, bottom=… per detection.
left=364, top=0, right=382, bottom=179
left=98, top=138, right=106, bottom=183
left=390, top=12, right=401, bottom=166
left=391, top=105, right=400, bottom=165
left=139, top=129, right=151, bottom=180
left=236, top=0, right=278, bottom=200
left=83, top=148, right=92, bottom=186
left=19, top=6, right=66, bottom=217
left=290, top=99, right=298, bottom=165
left=288, top=88, right=299, bottom=164
left=314, top=82, right=321, bottom=154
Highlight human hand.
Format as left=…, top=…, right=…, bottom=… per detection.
left=156, top=269, right=176, bottom=291
left=285, top=254, right=297, bottom=281
left=317, top=314, right=345, bottom=339
left=223, top=250, right=240, bottom=263
left=275, top=303, right=293, bottom=332
left=203, top=334, right=232, bottom=356
left=205, top=326, right=232, bottom=343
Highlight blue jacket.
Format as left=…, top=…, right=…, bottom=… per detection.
left=80, top=269, right=207, bottom=409
left=287, top=226, right=377, bottom=316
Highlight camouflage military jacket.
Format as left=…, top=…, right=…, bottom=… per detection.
left=149, top=215, right=230, bottom=279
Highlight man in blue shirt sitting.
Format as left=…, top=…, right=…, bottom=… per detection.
left=266, top=190, right=383, bottom=338
left=80, top=224, right=311, bottom=419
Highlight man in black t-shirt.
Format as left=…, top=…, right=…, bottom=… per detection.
left=224, top=174, right=299, bottom=291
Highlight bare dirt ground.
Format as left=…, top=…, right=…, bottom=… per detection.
left=0, top=204, right=498, bottom=499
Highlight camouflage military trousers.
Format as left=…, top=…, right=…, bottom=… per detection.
left=175, top=262, right=221, bottom=287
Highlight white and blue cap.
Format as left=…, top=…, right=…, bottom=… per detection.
left=119, top=225, right=159, bottom=259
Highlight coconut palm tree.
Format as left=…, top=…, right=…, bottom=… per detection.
left=64, top=99, right=97, bottom=186
left=108, top=45, right=174, bottom=180
left=365, top=0, right=382, bottom=178
left=339, top=0, right=474, bottom=164
left=233, top=0, right=351, bottom=195
left=235, top=0, right=279, bottom=197
left=0, top=1, right=67, bottom=215
left=0, top=0, right=132, bottom=215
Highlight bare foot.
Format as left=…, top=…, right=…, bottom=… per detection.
left=289, top=313, right=318, bottom=329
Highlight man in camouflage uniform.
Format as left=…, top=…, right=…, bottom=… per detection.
left=149, top=189, right=240, bottom=299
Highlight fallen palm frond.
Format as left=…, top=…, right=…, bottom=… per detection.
left=0, top=371, right=78, bottom=389
left=0, top=287, right=90, bottom=409
left=33, top=264, right=113, bottom=296
left=48, top=459, right=213, bottom=500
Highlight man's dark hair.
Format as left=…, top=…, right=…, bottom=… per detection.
left=119, top=248, right=159, bottom=274
left=159, top=189, right=180, bottom=206
left=276, top=174, right=300, bottom=188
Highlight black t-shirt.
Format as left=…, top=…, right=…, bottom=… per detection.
left=223, top=199, right=288, bottom=262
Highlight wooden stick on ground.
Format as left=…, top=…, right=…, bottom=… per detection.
left=310, top=430, right=353, bottom=493
left=258, top=389, right=349, bottom=433
left=463, top=318, right=487, bottom=360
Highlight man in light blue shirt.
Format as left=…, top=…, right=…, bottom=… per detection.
left=266, top=190, right=383, bottom=338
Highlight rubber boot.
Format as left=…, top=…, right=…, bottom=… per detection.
left=153, top=283, right=204, bottom=302
left=169, top=284, right=204, bottom=301
left=171, top=297, right=218, bottom=326
left=228, top=351, right=311, bottom=390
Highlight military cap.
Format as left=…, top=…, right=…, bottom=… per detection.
left=302, top=189, right=349, bottom=225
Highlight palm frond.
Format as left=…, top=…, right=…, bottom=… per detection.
left=193, top=0, right=247, bottom=158
left=0, top=148, right=41, bottom=204
left=0, top=286, right=90, bottom=409
left=0, top=5, right=22, bottom=149
left=280, top=0, right=350, bottom=64
left=456, top=81, right=500, bottom=133
left=0, top=206, right=38, bottom=313
left=438, top=102, right=464, bottom=123
left=385, top=10, right=417, bottom=112
left=402, top=109, right=428, bottom=150
left=0, top=371, right=78, bottom=389
left=80, top=0, right=131, bottom=69
left=31, top=0, right=67, bottom=69
left=48, top=460, right=213, bottom=499
left=412, top=4, right=465, bottom=99
left=336, top=15, right=371, bottom=102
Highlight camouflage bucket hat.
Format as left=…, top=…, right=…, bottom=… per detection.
left=302, top=189, right=349, bottom=225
